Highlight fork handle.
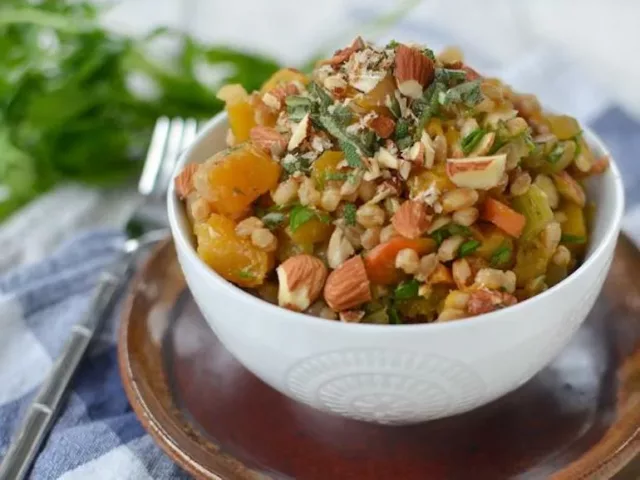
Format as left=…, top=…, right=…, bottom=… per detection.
left=0, top=252, right=133, bottom=480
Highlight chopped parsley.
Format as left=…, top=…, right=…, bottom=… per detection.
left=343, top=203, right=357, bottom=226
left=547, top=143, right=565, bottom=164
left=394, top=279, right=421, bottom=300
left=460, top=128, right=486, bottom=155
left=261, top=212, right=286, bottom=230
left=430, top=223, right=472, bottom=246
left=490, top=243, right=512, bottom=267
left=561, top=234, right=587, bottom=244
left=238, top=268, right=256, bottom=280
left=289, top=205, right=330, bottom=232
left=459, top=239, right=481, bottom=257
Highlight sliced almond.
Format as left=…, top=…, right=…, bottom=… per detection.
left=288, top=113, right=310, bottom=151
left=446, top=154, right=506, bottom=190
left=394, top=44, right=435, bottom=99
left=277, top=255, right=328, bottom=312
left=552, top=171, right=586, bottom=207
left=324, top=255, right=371, bottom=311
left=391, top=200, right=432, bottom=239
left=376, top=147, right=399, bottom=169
left=368, top=115, right=396, bottom=139
left=250, top=126, right=287, bottom=156
left=175, top=164, right=198, bottom=199
left=323, top=36, right=365, bottom=66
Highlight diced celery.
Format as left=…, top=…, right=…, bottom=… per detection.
left=512, top=185, right=554, bottom=241
left=547, top=114, right=581, bottom=140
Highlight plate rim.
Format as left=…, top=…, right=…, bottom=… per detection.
left=118, top=239, right=640, bottom=480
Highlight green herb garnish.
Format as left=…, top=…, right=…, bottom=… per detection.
left=490, top=243, right=512, bottom=267
left=386, top=40, right=400, bottom=49
left=394, top=279, right=421, bottom=300
left=324, top=172, right=349, bottom=182
left=343, top=203, right=357, bottom=226
left=289, top=205, right=329, bottom=232
left=422, top=47, right=436, bottom=61
left=415, top=82, right=446, bottom=137
left=332, top=104, right=354, bottom=127
left=460, top=128, right=486, bottom=155
left=261, top=212, right=286, bottom=230
left=561, top=234, right=587, bottom=244
left=286, top=96, right=313, bottom=122
left=387, top=304, right=403, bottom=324
left=341, top=141, right=363, bottom=168
left=434, top=68, right=467, bottom=85
left=459, top=239, right=481, bottom=257
left=238, top=268, right=256, bottom=280
left=282, top=156, right=311, bottom=175
left=438, top=80, right=483, bottom=108
left=430, top=223, right=472, bottom=246
left=547, top=143, right=565, bottom=164
left=0, top=1, right=283, bottom=220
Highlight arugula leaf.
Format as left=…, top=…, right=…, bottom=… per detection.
left=460, top=128, right=486, bottom=155
left=343, top=203, right=357, bottom=226
left=394, top=279, right=420, bottom=299
left=261, top=212, right=286, bottom=230
left=490, top=243, right=512, bottom=267
left=561, top=234, right=586, bottom=244
left=289, top=205, right=329, bottom=232
left=459, top=239, right=481, bottom=257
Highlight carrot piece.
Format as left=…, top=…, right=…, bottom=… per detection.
left=482, top=198, right=526, bottom=238
left=364, top=237, right=436, bottom=285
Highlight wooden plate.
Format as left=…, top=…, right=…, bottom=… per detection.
left=118, top=237, right=640, bottom=480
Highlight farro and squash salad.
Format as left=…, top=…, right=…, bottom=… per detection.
left=175, top=38, right=609, bottom=324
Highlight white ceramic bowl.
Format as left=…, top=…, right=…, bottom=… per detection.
left=168, top=113, right=624, bottom=425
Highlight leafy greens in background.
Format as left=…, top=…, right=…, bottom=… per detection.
left=0, top=0, right=419, bottom=221
left=0, top=0, right=281, bottom=220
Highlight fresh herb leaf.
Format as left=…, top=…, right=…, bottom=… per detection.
left=341, top=141, right=363, bottom=167
left=430, top=223, right=471, bottom=246
left=459, top=239, right=481, bottom=257
left=324, top=171, right=349, bottom=182
left=460, top=128, right=486, bottom=155
left=547, top=143, right=565, bottom=164
left=490, top=243, right=512, bottom=267
left=416, top=82, right=446, bottom=136
left=434, top=68, right=467, bottom=85
left=289, top=205, right=329, bottom=232
left=286, top=96, right=312, bottom=122
left=332, top=104, right=353, bottom=127
left=394, top=279, right=421, bottom=299
left=422, top=47, right=436, bottom=61
left=388, top=95, right=402, bottom=118
left=343, top=203, right=357, bottom=226
left=308, top=81, right=333, bottom=109
left=261, top=212, right=286, bottom=230
left=438, top=80, right=482, bottom=108
left=561, top=234, right=587, bottom=244
left=282, top=155, right=311, bottom=175
left=394, top=118, right=410, bottom=140
left=238, top=268, right=256, bottom=280
left=386, top=39, right=400, bottom=49
left=387, top=304, right=403, bottom=324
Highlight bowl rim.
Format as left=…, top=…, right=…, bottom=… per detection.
left=167, top=112, right=625, bottom=332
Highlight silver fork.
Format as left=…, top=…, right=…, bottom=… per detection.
left=0, top=117, right=198, bottom=480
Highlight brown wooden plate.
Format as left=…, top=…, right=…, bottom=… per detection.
left=118, top=236, right=640, bottom=480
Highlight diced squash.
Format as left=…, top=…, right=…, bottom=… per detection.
left=559, top=202, right=588, bottom=255
left=513, top=236, right=551, bottom=287
left=195, top=144, right=280, bottom=219
left=217, top=84, right=255, bottom=142
left=546, top=114, right=581, bottom=140
left=365, top=237, right=436, bottom=285
left=312, top=150, right=345, bottom=187
left=195, top=214, right=271, bottom=287
left=511, top=185, right=553, bottom=240
left=260, top=68, right=309, bottom=93
left=276, top=230, right=313, bottom=263
left=482, top=197, right=527, bottom=238
left=287, top=218, right=333, bottom=245
left=475, top=226, right=514, bottom=263
left=409, top=167, right=455, bottom=197
left=352, top=74, right=396, bottom=114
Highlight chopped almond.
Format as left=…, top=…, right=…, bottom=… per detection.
left=394, top=45, right=435, bottom=99
left=368, top=115, right=396, bottom=139
left=175, top=164, right=198, bottom=199
left=392, top=200, right=432, bottom=239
